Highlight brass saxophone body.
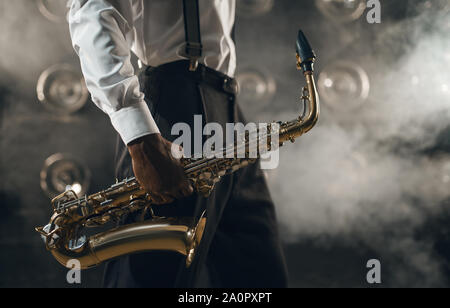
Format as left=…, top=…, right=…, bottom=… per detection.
left=36, top=30, right=320, bottom=270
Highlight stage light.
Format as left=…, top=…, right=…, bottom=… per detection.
left=36, top=64, right=88, bottom=115
left=408, top=0, right=450, bottom=13
left=236, top=67, right=277, bottom=113
left=443, top=162, right=450, bottom=184
left=37, top=0, right=69, bottom=23
left=40, top=153, right=91, bottom=198
left=318, top=61, right=370, bottom=111
left=315, top=0, right=367, bottom=23
left=236, top=0, right=274, bottom=18
left=67, top=182, right=82, bottom=195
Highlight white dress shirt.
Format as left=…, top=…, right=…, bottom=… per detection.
left=68, top=0, right=237, bottom=144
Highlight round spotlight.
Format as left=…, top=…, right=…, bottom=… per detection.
left=37, top=0, right=69, bottom=23
left=408, top=0, right=450, bottom=13
left=40, top=153, right=91, bottom=198
left=318, top=61, right=370, bottom=111
left=236, top=67, right=277, bottom=112
left=37, top=64, right=89, bottom=115
left=315, top=0, right=367, bottom=23
left=442, top=161, right=450, bottom=184
left=236, top=0, right=274, bottom=18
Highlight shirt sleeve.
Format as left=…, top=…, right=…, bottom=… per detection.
left=68, top=0, right=160, bottom=145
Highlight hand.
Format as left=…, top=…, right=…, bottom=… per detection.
left=127, top=134, right=193, bottom=204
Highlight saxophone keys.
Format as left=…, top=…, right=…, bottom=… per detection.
left=240, top=160, right=249, bottom=167
left=199, top=172, right=212, bottom=180
left=231, top=164, right=241, bottom=172
left=129, top=199, right=147, bottom=212
left=197, top=184, right=214, bottom=197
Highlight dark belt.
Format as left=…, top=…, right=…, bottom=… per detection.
left=145, top=60, right=239, bottom=95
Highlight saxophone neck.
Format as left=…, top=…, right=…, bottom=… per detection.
left=278, top=72, right=320, bottom=144
left=278, top=30, right=320, bottom=145
left=300, top=71, right=320, bottom=133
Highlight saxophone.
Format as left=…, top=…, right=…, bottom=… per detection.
left=35, top=30, right=320, bottom=270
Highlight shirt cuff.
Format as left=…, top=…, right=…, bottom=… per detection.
left=110, top=100, right=160, bottom=145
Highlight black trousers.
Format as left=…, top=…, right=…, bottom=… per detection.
left=103, top=61, right=288, bottom=288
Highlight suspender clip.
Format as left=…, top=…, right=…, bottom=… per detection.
left=183, top=0, right=202, bottom=72
left=189, top=59, right=199, bottom=72
left=184, top=42, right=202, bottom=71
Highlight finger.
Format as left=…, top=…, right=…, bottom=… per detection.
left=151, top=193, right=165, bottom=205
left=180, top=184, right=194, bottom=197
left=157, top=191, right=175, bottom=204
left=167, top=189, right=183, bottom=200
left=171, top=182, right=193, bottom=198
left=160, top=194, right=174, bottom=204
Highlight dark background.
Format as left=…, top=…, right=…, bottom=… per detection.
left=1, top=0, right=449, bottom=287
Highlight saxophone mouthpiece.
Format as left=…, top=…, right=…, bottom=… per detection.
left=296, top=30, right=316, bottom=73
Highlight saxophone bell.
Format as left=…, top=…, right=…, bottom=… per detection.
left=37, top=211, right=207, bottom=270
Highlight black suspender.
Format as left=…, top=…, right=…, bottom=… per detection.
left=182, top=0, right=202, bottom=71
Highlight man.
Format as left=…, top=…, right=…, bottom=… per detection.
left=69, top=0, right=287, bottom=287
